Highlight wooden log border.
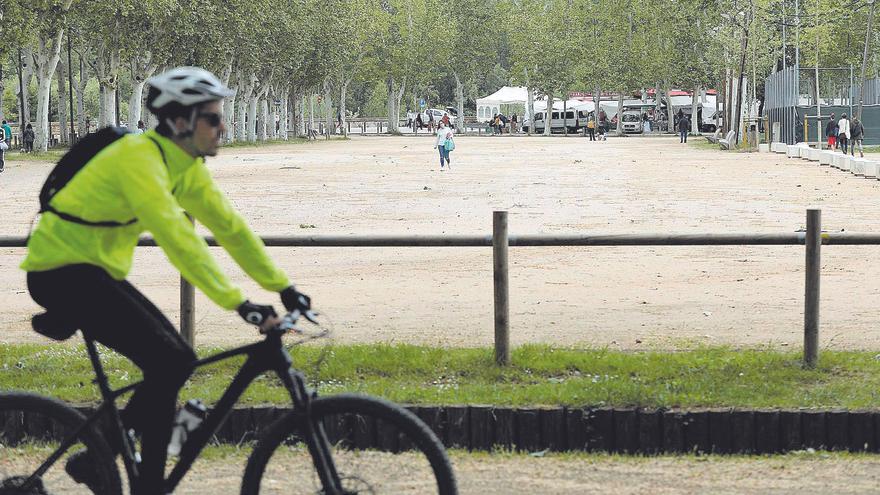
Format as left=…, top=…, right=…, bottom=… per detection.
left=11, top=406, right=880, bottom=455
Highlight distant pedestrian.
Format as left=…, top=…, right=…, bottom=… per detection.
left=825, top=114, right=837, bottom=150
left=428, top=111, right=435, bottom=134
left=434, top=121, right=455, bottom=170
left=0, top=133, right=7, bottom=172
left=851, top=117, right=864, bottom=158
left=510, top=114, right=518, bottom=133
left=1, top=120, right=11, bottom=143
left=23, top=123, right=35, bottom=153
left=678, top=113, right=690, bottom=143
left=837, top=113, right=850, bottom=154
left=134, top=120, right=146, bottom=134
left=441, top=112, right=450, bottom=127
left=586, top=116, right=596, bottom=141
left=643, top=113, right=651, bottom=133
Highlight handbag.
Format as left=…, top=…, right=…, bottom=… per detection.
left=444, top=139, right=455, bottom=152
left=0, top=141, right=8, bottom=151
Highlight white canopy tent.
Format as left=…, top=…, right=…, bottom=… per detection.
left=476, top=86, right=533, bottom=122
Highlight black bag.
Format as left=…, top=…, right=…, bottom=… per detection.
left=39, top=127, right=163, bottom=227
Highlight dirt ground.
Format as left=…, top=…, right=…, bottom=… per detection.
left=3, top=135, right=880, bottom=350
left=4, top=449, right=880, bottom=494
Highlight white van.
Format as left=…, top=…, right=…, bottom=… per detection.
left=621, top=111, right=643, bottom=133
left=524, top=109, right=578, bottom=133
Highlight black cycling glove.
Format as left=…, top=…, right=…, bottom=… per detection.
left=280, top=286, right=311, bottom=313
left=237, top=301, right=277, bottom=327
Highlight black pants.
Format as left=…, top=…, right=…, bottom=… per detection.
left=588, top=129, right=595, bottom=141
left=28, top=264, right=196, bottom=495
left=838, top=135, right=848, bottom=154
left=680, top=129, right=688, bottom=143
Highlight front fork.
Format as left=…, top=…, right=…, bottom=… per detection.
left=277, top=356, right=344, bottom=494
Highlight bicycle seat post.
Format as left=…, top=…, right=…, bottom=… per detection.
left=83, top=337, right=114, bottom=401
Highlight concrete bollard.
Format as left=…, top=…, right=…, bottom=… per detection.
left=819, top=151, right=835, bottom=166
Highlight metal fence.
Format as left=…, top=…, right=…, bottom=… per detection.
left=4, top=209, right=879, bottom=366
left=764, top=66, right=800, bottom=145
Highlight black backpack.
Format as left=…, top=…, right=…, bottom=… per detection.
left=39, top=127, right=164, bottom=227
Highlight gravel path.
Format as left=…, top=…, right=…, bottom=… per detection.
left=4, top=449, right=880, bottom=493
left=3, top=136, right=880, bottom=350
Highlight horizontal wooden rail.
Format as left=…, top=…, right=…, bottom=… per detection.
left=3, top=232, right=880, bottom=248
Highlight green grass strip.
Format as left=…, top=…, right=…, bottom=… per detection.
left=3, top=343, right=880, bottom=409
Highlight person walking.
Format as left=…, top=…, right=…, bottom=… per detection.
left=825, top=113, right=837, bottom=150
left=510, top=114, right=518, bottom=133
left=434, top=121, right=454, bottom=170
left=851, top=117, right=864, bottom=157
left=427, top=111, right=435, bottom=134
left=678, top=113, right=690, bottom=143
left=0, top=133, right=7, bottom=173
left=23, top=123, right=35, bottom=153
left=837, top=113, right=850, bottom=154
left=1, top=120, right=12, bottom=143
left=586, top=116, right=596, bottom=141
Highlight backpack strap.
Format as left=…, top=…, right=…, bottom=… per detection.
left=47, top=135, right=170, bottom=227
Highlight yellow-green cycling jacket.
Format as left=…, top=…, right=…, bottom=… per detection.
left=21, top=130, right=290, bottom=310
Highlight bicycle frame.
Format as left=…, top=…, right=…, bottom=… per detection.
left=24, top=330, right=344, bottom=494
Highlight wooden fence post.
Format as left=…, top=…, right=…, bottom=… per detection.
left=804, top=208, right=821, bottom=368
left=180, top=214, right=196, bottom=346
left=493, top=211, right=510, bottom=365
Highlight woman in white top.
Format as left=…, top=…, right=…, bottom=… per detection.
left=837, top=114, right=851, bottom=154
left=434, top=122, right=455, bottom=170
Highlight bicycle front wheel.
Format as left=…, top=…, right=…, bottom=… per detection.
left=241, top=394, right=457, bottom=495
left=0, top=392, right=122, bottom=495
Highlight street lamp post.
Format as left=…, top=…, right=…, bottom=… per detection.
left=16, top=48, right=26, bottom=138
left=857, top=0, right=876, bottom=120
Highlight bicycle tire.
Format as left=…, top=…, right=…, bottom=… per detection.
left=240, top=393, right=457, bottom=495
left=0, top=391, right=122, bottom=495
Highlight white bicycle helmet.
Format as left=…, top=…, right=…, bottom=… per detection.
left=146, top=66, right=235, bottom=112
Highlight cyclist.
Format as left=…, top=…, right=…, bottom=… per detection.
left=21, top=66, right=312, bottom=494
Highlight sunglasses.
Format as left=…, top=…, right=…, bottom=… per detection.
left=197, top=112, right=223, bottom=127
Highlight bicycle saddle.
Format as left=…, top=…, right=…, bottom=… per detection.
left=31, top=312, right=77, bottom=341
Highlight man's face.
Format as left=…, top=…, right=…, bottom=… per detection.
left=191, top=100, right=225, bottom=157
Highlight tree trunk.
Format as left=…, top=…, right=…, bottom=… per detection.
left=665, top=86, right=675, bottom=133
left=308, top=92, right=315, bottom=134
left=616, top=92, right=624, bottom=136
left=236, top=72, right=255, bottom=142
left=33, top=29, right=65, bottom=151
left=223, top=92, right=236, bottom=143
left=279, top=86, right=288, bottom=140
left=75, top=55, right=87, bottom=137
left=691, top=86, right=700, bottom=134
left=99, top=84, right=116, bottom=127
left=259, top=96, right=269, bottom=141
left=544, top=92, right=554, bottom=136
left=322, top=78, right=333, bottom=136
left=221, top=64, right=235, bottom=143
left=394, top=76, right=406, bottom=134
left=385, top=76, right=396, bottom=133
left=247, top=94, right=258, bottom=142
left=454, top=72, right=464, bottom=133
left=339, top=80, right=349, bottom=137
left=19, top=48, right=34, bottom=127
left=57, top=57, right=69, bottom=144
left=127, top=55, right=158, bottom=132
left=526, top=85, right=534, bottom=136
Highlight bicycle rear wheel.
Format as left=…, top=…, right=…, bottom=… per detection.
left=0, top=392, right=122, bottom=495
left=241, top=394, right=457, bottom=495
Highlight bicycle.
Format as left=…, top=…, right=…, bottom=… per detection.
left=0, top=310, right=457, bottom=494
